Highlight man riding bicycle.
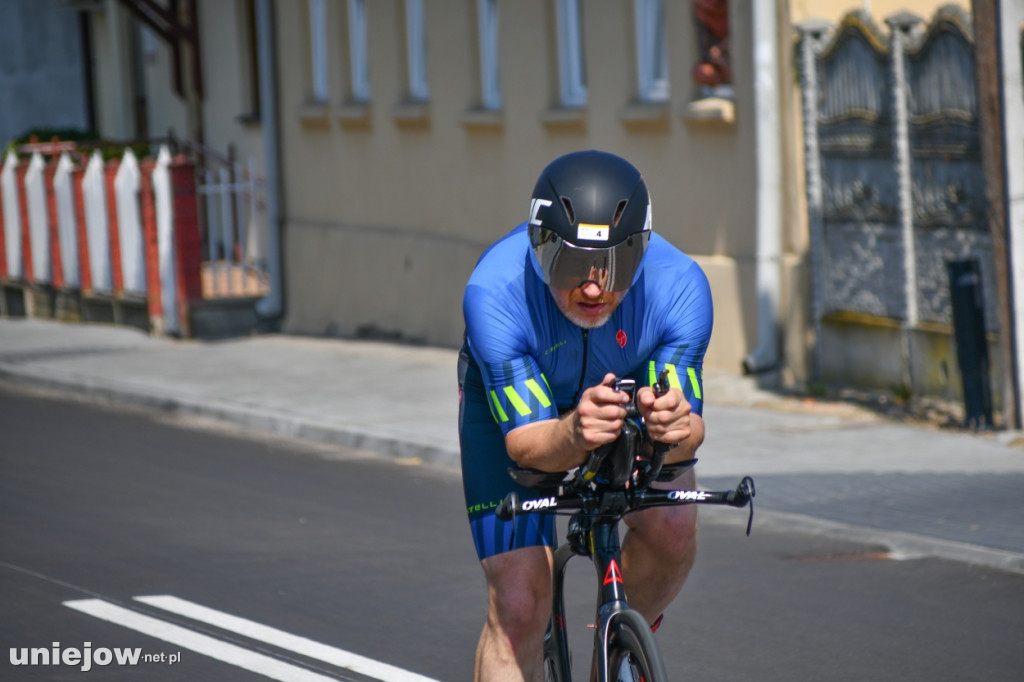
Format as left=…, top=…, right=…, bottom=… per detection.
left=459, top=150, right=713, bottom=681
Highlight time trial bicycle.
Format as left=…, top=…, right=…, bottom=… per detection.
left=496, top=374, right=756, bottom=681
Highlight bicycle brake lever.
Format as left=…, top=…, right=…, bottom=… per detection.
left=653, top=369, right=671, bottom=397
left=645, top=371, right=676, bottom=481
left=739, top=476, right=756, bottom=536
left=496, top=491, right=518, bottom=522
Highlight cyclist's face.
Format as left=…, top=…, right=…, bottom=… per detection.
left=551, top=275, right=626, bottom=329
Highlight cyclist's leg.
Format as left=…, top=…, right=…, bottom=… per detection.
left=459, top=344, right=557, bottom=680
left=619, top=465, right=699, bottom=626
left=478, top=546, right=554, bottom=681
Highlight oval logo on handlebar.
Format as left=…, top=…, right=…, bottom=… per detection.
left=521, top=496, right=558, bottom=511
left=668, top=490, right=711, bottom=501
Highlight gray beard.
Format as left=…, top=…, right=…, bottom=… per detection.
left=562, top=309, right=614, bottom=329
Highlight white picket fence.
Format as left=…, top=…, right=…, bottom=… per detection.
left=0, top=144, right=267, bottom=336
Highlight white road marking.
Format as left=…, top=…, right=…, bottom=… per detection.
left=135, top=595, right=442, bottom=682
left=63, top=599, right=337, bottom=682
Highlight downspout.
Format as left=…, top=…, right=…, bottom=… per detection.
left=254, top=0, right=284, bottom=322
left=1000, top=1, right=1024, bottom=428
left=742, top=0, right=783, bottom=374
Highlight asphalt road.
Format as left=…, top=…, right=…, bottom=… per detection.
left=2, top=384, right=1023, bottom=681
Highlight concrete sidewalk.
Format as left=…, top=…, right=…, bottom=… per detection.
left=2, top=317, right=1023, bottom=574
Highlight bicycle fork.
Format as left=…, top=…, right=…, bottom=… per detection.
left=588, top=520, right=642, bottom=681
left=547, top=514, right=652, bottom=681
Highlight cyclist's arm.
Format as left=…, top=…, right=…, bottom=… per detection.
left=505, top=373, right=630, bottom=472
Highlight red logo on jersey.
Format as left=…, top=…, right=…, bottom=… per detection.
left=616, top=330, right=627, bottom=348
left=603, top=560, right=624, bottom=585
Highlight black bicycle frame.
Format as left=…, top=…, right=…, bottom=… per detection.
left=547, top=515, right=636, bottom=681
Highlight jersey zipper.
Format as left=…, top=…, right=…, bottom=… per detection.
left=572, top=328, right=590, bottom=405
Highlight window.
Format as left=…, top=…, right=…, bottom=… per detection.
left=634, top=0, right=668, bottom=102
left=556, top=0, right=586, bottom=107
left=309, top=0, right=328, bottom=102
left=404, top=0, right=429, bottom=101
left=477, top=0, right=501, bottom=110
left=348, top=0, right=370, bottom=101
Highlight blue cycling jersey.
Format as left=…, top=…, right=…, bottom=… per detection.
left=458, top=223, right=713, bottom=559
left=463, top=222, right=713, bottom=433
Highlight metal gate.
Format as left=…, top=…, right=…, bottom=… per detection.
left=797, top=7, right=996, bottom=392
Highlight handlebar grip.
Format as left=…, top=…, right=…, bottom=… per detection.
left=725, top=476, right=757, bottom=506
left=496, top=492, right=518, bottom=521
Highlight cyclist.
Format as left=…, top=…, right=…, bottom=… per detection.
left=459, top=150, right=713, bottom=681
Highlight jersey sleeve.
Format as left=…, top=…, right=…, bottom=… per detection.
left=645, top=260, right=713, bottom=416
left=464, top=283, right=559, bottom=436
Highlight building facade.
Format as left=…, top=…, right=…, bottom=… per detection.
left=6, top=0, right=1022, bottom=426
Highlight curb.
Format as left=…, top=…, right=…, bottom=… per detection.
left=0, top=365, right=461, bottom=469
left=703, top=507, right=1024, bottom=575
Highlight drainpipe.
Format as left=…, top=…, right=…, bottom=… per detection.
left=254, top=0, right=284, bottom=322
left=742, top=0, right=783, bottom=375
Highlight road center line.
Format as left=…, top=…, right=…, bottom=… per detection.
left=64, top=599, right=338, bottom=682
left=135, top=595, right=442, bottom=682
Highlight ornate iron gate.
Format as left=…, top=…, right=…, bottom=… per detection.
left=797, top=7, right=996, bottom=394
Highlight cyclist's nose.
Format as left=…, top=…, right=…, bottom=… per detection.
left=579, top=281, right=603, bottom=299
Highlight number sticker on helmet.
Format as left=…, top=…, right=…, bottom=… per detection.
left=577, top=224, right=609, bottom=241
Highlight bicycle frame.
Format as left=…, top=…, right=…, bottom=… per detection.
left=546, top=510, right=641, bottom=681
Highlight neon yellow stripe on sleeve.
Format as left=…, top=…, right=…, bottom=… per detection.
left=664, top=363, right=682, bottom=391
left=489, top=390, right=509, bottom=422
left=503, top=386, right=532, bottom=416
left=524, top=379, right=552, bottom=408
left=687, top=367, right=703, bottom=400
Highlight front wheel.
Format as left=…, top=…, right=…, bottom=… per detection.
left=543, top=653, right=559, bottom=682
left=606, top=611, right=667, bottom=682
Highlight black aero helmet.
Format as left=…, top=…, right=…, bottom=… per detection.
left=528, top=150, right=652, bottom=292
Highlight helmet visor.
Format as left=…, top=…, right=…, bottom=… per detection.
left=533, top=229, right=650, bottom=292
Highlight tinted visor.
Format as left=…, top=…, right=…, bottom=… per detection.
left=533, top=229, right=649, bottom=292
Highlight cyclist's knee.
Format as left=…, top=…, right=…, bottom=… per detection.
left=627, top=504, right=698, bottom=559
left=482, top=547, right=552, bottom=641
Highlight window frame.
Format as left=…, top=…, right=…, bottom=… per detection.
left=404, top=0, right=429, bottom=101
left=347, top=0, right=370, bottom=102
left=309, top=0, right=329, bottom=103
left=555, top=0, right=586, bottom=107
left=634, top=0, right=669, bottom=103
left=477, top=0, right=501, bottom=110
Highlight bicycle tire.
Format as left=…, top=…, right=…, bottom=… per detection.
left=543, top=628, right=570, bottom=682
left=543, top=653, right=559, bottom=682
left=605, top=610, right=668, bottom=682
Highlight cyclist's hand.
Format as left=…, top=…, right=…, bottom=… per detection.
left=636, top=385, right=692, bottom=445
left=574, top=373, right=631, bottom=450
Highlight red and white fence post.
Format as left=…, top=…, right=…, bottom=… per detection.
left=0, top=145, right=207, bottom=338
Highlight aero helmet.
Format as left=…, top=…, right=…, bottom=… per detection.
left=528, top=150, right=652, bottom=292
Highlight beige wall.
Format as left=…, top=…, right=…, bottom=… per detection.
left=86, top=0, right=262, bottom=164
left=83, top=0, right=970, bottom=385
left=89, top=0, right=135, bottom=141
left=276, top=0, right=778, bottom=375
left=196, top=0, right=265, bottom=164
